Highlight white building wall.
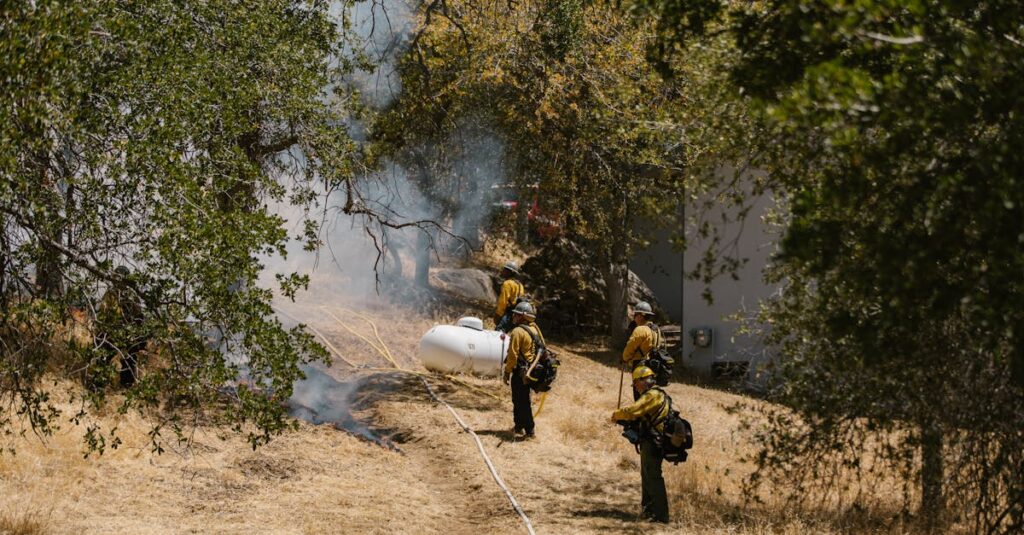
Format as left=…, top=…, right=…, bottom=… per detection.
left=630, top=183, right=779, bottom=374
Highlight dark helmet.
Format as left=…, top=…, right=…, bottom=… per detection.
left=512, top=301, right=536, bottom=319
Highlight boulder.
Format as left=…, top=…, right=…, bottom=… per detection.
left=521, top=238, right=664, bottom=335
left=430, top=268, right=498, bottom=304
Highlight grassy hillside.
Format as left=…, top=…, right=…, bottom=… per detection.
left=0, top=297, right=910, bottom=534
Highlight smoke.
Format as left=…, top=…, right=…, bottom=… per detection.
left=224, top=359, right=395, bottom=448
left=251, top=3, right=508, bottom=299
left=249, top=2, right=510, bottom=439
left=449, top=126, right=507, bottom=249
left=261, top=121, right=508, bottom=302
left=287, top=364, right=398, bottom=448
left=288, top=364, right=356, bottom=424
left=335, top=0, right=416, bottom=110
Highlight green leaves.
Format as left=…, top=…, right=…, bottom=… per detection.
left=0, top=1, right=357, bottom=453
left=637, top=0, right=1024, bottom=528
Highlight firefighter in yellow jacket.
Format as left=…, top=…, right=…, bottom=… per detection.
left=502, top=301, right=543, bottom=439
left=494, top=261, right=525, bottom=332
left=622, top=301, right=661, bottom=399
left=611, top=366, right=671, bottom=523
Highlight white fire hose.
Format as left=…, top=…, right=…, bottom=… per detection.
left=418, top=377, right=537, bottom=535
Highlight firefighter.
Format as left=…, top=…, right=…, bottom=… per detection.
left=494, top=261, right=525, bottom=332
left=611, top=366, right=671, bottom=524
left=502, top=301, right=543, bottom=439
left=622, top=301, right=660, bottom=399
left=95, top=266, right=146, bottom=388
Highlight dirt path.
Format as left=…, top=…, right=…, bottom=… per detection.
left=292, top=304, right=681, bottom=534
left=352, top=372, right=521, bottom=534
left=353, top=354, right=654, bottom=535
left=316, top=303, right=698, bottom=535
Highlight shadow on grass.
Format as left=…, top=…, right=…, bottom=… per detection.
left=570, top=507, right=638, bottom=522
left=347, top=369, right=506, bottom=445
left=350, top=372, right=433, bottom=408
left=475, top=428, right=520, bottom=449
left=351, top=370, right=502, bottom=411
left=475, top=428, right=515, bottom=441
left=672, top=481, right=923, bottom=535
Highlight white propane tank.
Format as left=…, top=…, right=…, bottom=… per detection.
left=419, top=317, right=508, bottom=376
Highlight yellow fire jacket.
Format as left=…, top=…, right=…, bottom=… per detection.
left=504, top=322, right=545, bottom=378
left=622, top=323, right=661, bottom=368
left=495, top=278, right=525, bottom=318
left=612, top=387, right=670, bottom=434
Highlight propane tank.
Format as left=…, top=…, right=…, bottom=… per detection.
left=419, top=317, right=508, bottom=376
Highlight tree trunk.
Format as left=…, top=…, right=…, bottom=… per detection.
left=920, top=420, right=945, bottom=523
left=0, top=213, right=7, bottom=301
left=385, top=238, right=404, bottom=281
left=1013, top=345, right=1024, bottom=387
left=415, top=230, right=430, bottom=287
left=36, top=246, right=64, bottom=299
left=458, top=220, right=480, bottom=252
left=604, top=237, right=630, bottom=348
left=35, top=160, right=65, bottom=299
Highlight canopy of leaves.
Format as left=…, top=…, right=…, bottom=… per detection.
left=0, top=0, right=358, bottom=452
left=369, top=1, right=760, bottom=342
left=631, top=0, right=1024, bottom=530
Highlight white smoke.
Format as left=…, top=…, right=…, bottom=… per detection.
left=336, top=0, right=416, bottom=110
left=262, top=122, right=508, bottom=302
left=255, top=4, right=510, bottom=432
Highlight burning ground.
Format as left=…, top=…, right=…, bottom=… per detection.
left=0, top=295, right=911, bottom=534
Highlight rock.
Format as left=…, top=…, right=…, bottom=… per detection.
left=627, top=270, right=660, bottom=311
left=521, top=238, right=664, bottom=335
left=430, top=268, right=498, bottom=304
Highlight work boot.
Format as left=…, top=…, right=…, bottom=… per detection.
left=641, top=508, right=669, bottom=524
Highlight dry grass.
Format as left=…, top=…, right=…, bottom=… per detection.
left=0, top=508, right=48, bottom=535
left=0, top=292, right=932, bottom=534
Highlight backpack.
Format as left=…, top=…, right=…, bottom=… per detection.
left=514, top=325, right=560, bottom=392
left=656, top=393, right=693, bottom=464
left=642, top=324, right=675, bottom=387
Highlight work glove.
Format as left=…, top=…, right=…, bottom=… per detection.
left=502, top=371, right=511, bottom=385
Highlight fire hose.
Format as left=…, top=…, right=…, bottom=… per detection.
left=310, top=306, right=538, bottom=535
left=418, top=376, right=537, bottom=535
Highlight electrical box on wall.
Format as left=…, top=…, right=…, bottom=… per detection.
left=690, top=326, right=713, bottom=348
